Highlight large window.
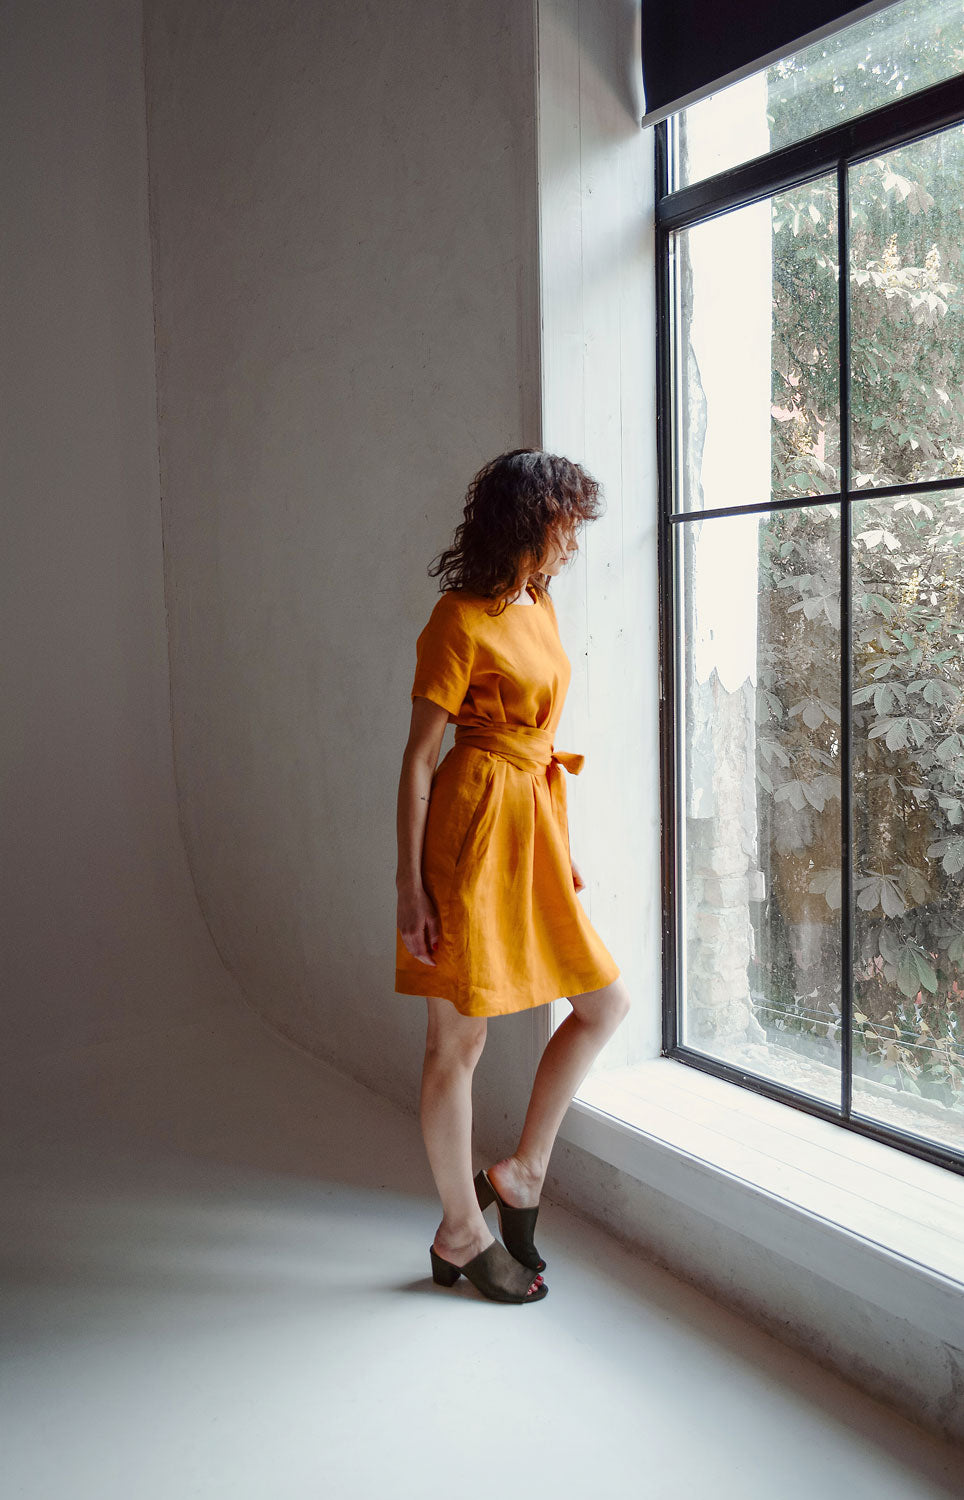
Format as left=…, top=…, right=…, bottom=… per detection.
left=658, top=2, right=964, bottom=1171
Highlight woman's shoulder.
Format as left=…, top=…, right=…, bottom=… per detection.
left=417, top=589, right=486, bottom=647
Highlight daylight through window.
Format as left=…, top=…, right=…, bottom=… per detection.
left=658, top=0, right=964, bottom=1170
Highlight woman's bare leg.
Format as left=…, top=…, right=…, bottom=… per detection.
left=487, top=977, right=631, bottom=1207
left=420, top=996, right=544, bottom=1290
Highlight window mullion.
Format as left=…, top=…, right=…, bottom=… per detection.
left=838, top=158, right=854, bottom=1123
left=656, top=120, right=680, bottom=1056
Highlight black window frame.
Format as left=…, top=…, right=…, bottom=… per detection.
left=656, top=69, right=964, bottom=1178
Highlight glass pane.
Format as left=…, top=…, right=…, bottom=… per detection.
left=674, top=0, right=964, bottom=190
left=677, top=504, right=843, bottom=1104
left=674, top=178, right=839, bottom=515
left=850, top=121, right=964, bottom=489
left=852, top=489, right=964, bottom=1151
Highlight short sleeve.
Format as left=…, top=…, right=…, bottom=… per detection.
left=411, top=595, right=476, bottom=716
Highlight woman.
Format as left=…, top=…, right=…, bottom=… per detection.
left=395, top=449, right=631, bottom=1305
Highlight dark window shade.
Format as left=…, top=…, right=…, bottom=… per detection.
left=641, top=0, right=896, bottom=125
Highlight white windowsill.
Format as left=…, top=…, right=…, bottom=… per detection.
left=560, top=1057, right=964, bottom=1345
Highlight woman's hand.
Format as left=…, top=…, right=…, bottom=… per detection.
left=571, top=858, right=586, bottom=893
left=396, top=696, right=448, bottom=967
left=397, top=884, right=440, bottom=966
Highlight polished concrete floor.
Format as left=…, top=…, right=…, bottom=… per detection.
left=2, top=995, right=961, bottom=1500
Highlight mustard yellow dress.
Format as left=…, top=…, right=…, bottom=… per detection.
left=395, top=584, right=620, bottom=1017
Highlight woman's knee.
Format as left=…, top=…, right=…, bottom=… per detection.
left=571, top=977, right=631, bottom=1030
left=424, top=997, right=487, bottom=1067
left=610, top=977, right=632, bottom=1021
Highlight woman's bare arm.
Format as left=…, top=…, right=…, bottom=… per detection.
left=396, top=695, right=450, bottom=964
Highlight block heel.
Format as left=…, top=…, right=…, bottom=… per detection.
left=429, top=1246, right=462, bottom=1286
left=474, top=1169, right=496, bottom=1210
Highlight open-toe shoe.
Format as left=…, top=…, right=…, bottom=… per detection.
left=474, top=1168, right=546, bottom=1273
left=429, top=1239, right=548, bottom=1303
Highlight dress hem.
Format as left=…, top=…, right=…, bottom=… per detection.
left=394, top=962, right=621, bottom=1019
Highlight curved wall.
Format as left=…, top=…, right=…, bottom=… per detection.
left=144, top=0, right=544, bottom=1126
left=1, top=0, right=238, bottom=1091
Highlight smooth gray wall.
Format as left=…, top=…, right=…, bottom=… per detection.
left=1, top=0, right=235, bottom=1082
left=144, top=0, right=544, bottom=1132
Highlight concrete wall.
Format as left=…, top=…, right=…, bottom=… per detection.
left=143, top=0, right=546, bottom=1137
left=0, top=0, right=237, bottom=1088
left=535, top=0, right=661, bottom=1074
left=0, top=0, right=636, bottom=1160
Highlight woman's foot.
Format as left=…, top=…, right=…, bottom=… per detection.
left=486, top=1153, right=545, bottom=1210
left=475, top=1158, right=547, bottom=1272
left=432, top=1221, right=544, bottom=1294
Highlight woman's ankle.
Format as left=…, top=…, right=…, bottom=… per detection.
left=492, top=1151, right=546, bottom=1198
left=516, top=1149, right=548, bottom=1187
left=435, top=1213, right=491, bottom=1252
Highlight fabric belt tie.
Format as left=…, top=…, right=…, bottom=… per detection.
left=453, top=724, right=584, bottom=778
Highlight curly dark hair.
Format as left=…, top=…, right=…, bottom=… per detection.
left=429, top=449, right=604, bottom=613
